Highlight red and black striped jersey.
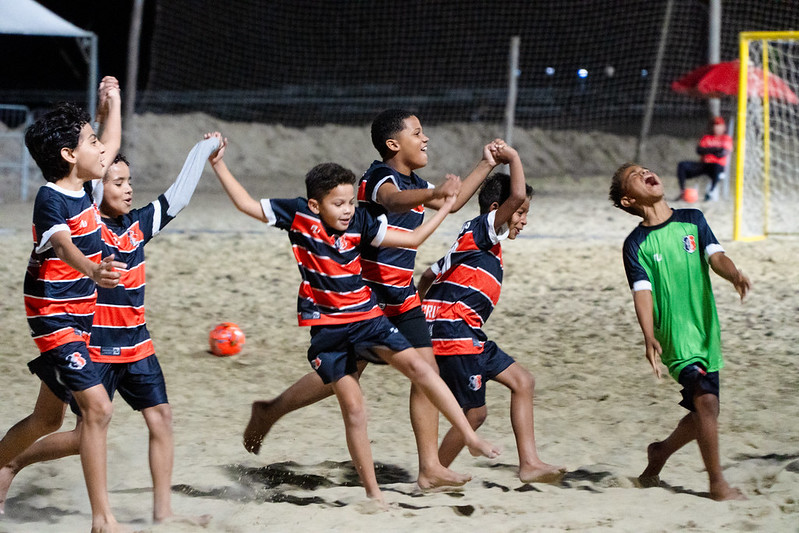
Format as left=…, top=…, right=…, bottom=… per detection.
left=262, top=197, right=387, bottom=326
left=421, top=211, right=507, bottom=356
left=357, top=161, right=432, bottom=316
left=24, top=183, right=103, bottom=353
left=88, top=195, right=174, bottom=363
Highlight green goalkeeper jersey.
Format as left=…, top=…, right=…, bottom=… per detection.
left=623, top=209, right=725, bottom=380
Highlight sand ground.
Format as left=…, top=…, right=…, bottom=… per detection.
left=0, top=120, right=797, bottom=532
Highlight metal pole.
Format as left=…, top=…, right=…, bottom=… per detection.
left=87, top=34, right=98, bottom=117
left=124, top=0, right=145, bottom=143
left=708, top=0, right=721, bottom=117
left=504, top=36, right=520, bottom=147
left=635, top=0, right=674, bottom=161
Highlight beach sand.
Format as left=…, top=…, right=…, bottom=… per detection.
left=0, top=118, right=797, bottom=532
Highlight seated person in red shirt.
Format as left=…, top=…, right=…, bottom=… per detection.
left=676, top=116, right=733, bottom=201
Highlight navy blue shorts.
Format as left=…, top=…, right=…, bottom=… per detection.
left=28, top=341, right=103, bottom=404
left=69, top=354, right=168, bottom=415
left=390, top=306, right=433, bottom=349
left=677, top=363, right=720, bottom=412
left=308, top=316, right=412, bottom=384
left=435, top=340, right=515, bottom=410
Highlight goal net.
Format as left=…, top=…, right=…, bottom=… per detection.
left=734, top=31, right=799, bottom=240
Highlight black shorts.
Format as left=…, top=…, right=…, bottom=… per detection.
left=69, top=354, right=169, bottom=415
left=308, top=316, right=412, bottom=384
left=677, top=363, right=720, bottom=412
left=389, top=306, right=433, bottom=349
left=28, top=341, right=103, bottom=404
left=435, top=341, right=515, bottom=410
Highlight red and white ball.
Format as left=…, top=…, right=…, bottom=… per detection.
left=209, top=322, right=246, bottom=356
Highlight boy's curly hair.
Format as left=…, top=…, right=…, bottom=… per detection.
left=25, top=102, right=92, bottom=183
left=305, top=162, right=356, bottom=201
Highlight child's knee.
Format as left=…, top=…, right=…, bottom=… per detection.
left=82, top=398, right=114, bottom=426
left=35, top=409, right=65, bottom=434
left=466, top=406, right=487, bottom=429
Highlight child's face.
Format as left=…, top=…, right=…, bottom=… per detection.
left=310, top=183, right=356, bottom=233
left=713, top=123, right=726, bottom=136
left=390, top=115, right=429, bottom=170
left=100, top=161, right=133, bottom=218
left=507, top=197, right=531, bottom=240
left=621, top=165, right=664, bottom=207
left=70, top=123, right=107, bottom=181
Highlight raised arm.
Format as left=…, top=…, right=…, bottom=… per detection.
left=490, top=144, right=527, bottom=232
left=380, top=186, right=457, bottom=249
left=95, top=76, right=122, bottom=162
left=161, top=134, right=222, bottom=216
left=424, top=140, right=501, bottom=212
left=208, top=136, right=268, bottom=222
left=632, top=289, right=663, bottom=379
left=708, top=252, right=751, bottom=301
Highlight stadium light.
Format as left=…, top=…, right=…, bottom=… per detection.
left=545, top=67, right=555, bottom=76
left=577, top=68, right=588, bottom=78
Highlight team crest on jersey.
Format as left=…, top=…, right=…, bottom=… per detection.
left=66, top=352, right=87, bottom=370
left=334, top=235, right=355, bottom=252
left=127, top=229, right=140, bottom=247
left=468, top=374, right=483, bottom=391
left=311, top=356, right=322, bottom=370
left=683, top=235, right=697, bottom=253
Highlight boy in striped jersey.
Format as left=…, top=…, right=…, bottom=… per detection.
left=210, top=140, right=500, bottom=504
left=0, top=136, right=220, bottom=525
left=0, top=83, right=128, bottom=532
left=418, top=144, right=565, bottom=483
left=609, top=162, right=749, bottom=500
left=242, top=110, right=502, bottom=491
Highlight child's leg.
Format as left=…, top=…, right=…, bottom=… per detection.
left=140, top=403, right=174, bottom=522
left=438, top=406, right=486, bottom=467
left=0, top=417, right=80, bottom=513
left=639, top=412, right=695, bottom=486
left=411, top=346, right=471, bottom=489
left=243, top=361, right=368, bottom=454
left=693, top=392, right=745, bottom=501
left=71, top=384, right=119, bottom=532
left=330, top=374, right=383, bottom=502
left=0, top=383, right=67, bottom=469
left=374, top=346, right=500, bottom=459
left=493, top=363, right=565, bottom=482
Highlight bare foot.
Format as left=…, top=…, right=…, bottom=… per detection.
left=637, top=474, right=661, bottom=488
left=243, top=400, right=279, bottom=454
left=155, top=513, right=212, bottom=527
left=710, top=481, right=747, bottom=501
left=417, top=465, right=471, bottom=492
left=90, top=520, right=132, bottom=533
left=639, top=441, right=667, bottom=480
left=519, top=462, right=567, bottom=484
left=0, top=464, right=17, bottom=514
left=467, top=436, right=501, bottom=459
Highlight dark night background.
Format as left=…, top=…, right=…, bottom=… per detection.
left=1, top=1, right=798, bottom=130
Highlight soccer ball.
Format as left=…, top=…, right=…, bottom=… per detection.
left=209, top=322, right=245, bottom=356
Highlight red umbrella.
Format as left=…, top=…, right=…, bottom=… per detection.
left=671, top=60, right=798, bottom=104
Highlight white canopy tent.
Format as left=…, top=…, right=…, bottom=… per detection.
left=0, top=0, right=98, bottom=114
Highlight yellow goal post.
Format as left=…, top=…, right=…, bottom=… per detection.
left=733, top=31, right=799, bottom=241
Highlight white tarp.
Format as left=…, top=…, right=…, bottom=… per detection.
left=0, top=0, right=92, bottom=37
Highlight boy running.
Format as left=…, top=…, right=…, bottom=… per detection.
left=0, top=136, right=220, bottom=526
left=209, top=138, right=500, bottom=503
left=418, top=144, right=565, bottom=483
left=243, top=109, right=502, bottom=490
left=0, top=83, right=128, bottom=532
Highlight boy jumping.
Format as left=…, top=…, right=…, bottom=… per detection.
left=609, top=162, right=750, bottom=501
